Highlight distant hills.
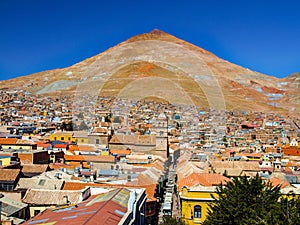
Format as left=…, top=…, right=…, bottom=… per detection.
left=0, top=29, right=299, bottom=115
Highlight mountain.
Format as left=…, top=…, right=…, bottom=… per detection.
left=0, top=29, right=299, bottom=115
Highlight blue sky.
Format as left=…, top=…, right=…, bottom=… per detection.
left=0, top=0, right=299, bottom=80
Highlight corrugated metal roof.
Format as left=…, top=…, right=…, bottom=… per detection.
left=99, top=169, right=119, bottom=176
left=22, top=188, right=144, bottom=225
left=0, top=196, right=27, bottom=216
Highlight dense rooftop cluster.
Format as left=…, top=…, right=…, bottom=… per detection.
left=0, top=89, right=300, bottom=225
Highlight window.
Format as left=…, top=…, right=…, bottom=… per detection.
left=34, top=210, right=40, bottom=216
left=0, top=183, right=13, bottom=191
left=68, top=137, right=71, bottom=141
left=61, top=137, right=64, bottom=141
left=96, top=139, right=100, bottom=144
left=38, top=179, right=46, bottom=186
left=8, top=184, right=13, bottom=191
left=194, top=205, right=202, bottom=218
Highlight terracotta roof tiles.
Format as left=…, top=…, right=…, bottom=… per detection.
left=49, top=163, right=78, bottom=170
left=269, top=177, right=290, bottom=189
left=64, top=155, right=116, bottom=163
left=92, top=127, right=108, bottom=133
left=77, top=145, right=97, bottom=152
left=22, top=188, right=85, bottom=205
left=178, top=173, right=230, bottom=190
left=21, top=164, right=49, bottom=174
left=0, top=138, right=18, bottom=145
left=36, top=142, right=51, bottom=149
left=64, top=155, right=85, bottom=161
left=53, top=144, right=68, bottom=148
left=16, top=177, right=64, bottom=190
left=69, top=145, right=79, bottom=151
left=110, top=149, right=131, bottom=155
left=0, top=169, right=21, bottom=182
left=63, top=182, right=156, bottom=202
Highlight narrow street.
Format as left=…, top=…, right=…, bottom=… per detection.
left=158, top=149, right=181, bottom=224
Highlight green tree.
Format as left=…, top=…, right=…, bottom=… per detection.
left=203, top=175, right=300, bottom=225
left=159, top=217, right=186, bottom=225
left=61, top=121, right=73, bottom=131
left=279, top=192, right=300, bottom=224
left=104, top=114, right=111, bottom=122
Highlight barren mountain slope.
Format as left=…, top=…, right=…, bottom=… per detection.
left=0, top=29, right=299, bottom=114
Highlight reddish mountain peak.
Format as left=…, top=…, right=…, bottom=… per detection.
left=125, top=29, right=180, bottom=43
left=122, top=29, right=217, bottom=59
left=149, top=29, right=169, bottom=35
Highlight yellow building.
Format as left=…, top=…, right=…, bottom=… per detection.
left=73, top=131, right=89, bottom=145
left=50, top=131, right=75, bottom=143
left=0, top=156, right=11, bottom=166
left=50, top=131, right=89, bottom=144
left=100, top=149, right=110, bottom=156
left=0, top=138, right=37, bottom=150
left=180, top=186, right=217, bottom=224
left=177, top=172, right=230, bottom=224
left=179, top=181, right=300, bottom=224
left=280, top=187, right=300, bottom=200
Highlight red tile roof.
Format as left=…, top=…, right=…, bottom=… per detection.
left=63, top=182, right=156, bottom=202
left=64, top=155, right=116, bottom=163
left=92, top=127, right=108, bottom=133
left=77, top=145, right=97, bottom=152
left=178, top=173, right=230, bottom=190
left=286, top=161, right=297, bottom=167
left=22, top=189, right=84, bottom=205
left=0, top=138, right=18, bottom=145
left=110, top=149, right=131, bottom=155
left=69, top=145, right=79, bottom=151
left=269, top=177, right=290, bottom=188
left=63, top=182, right=109, bottom=190
left=50, top=163, right=78, bottom=170
left=21, top=164, right=49, bottom=174
left=53, top=144, right=68, bottom=149
left=64, top=155, right=85, bottom=161
left=0, top=169, right=21, bottom=181
left=81, top=155, right=116, bottom=163
left=282, top=147, right=300, bottom=156
left=36, top=142, right=51, bottom=149
left=67, top=162, right=81, bottom=167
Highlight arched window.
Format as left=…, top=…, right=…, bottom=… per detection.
left=194, top=205, right=202, bottom=218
